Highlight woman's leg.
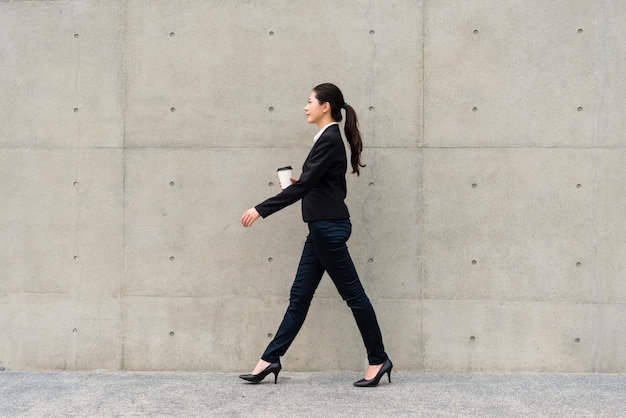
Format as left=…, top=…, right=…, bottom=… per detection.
left=307, top=220, right=388, bottom=365
left=260, top=234, right=325, bottom=364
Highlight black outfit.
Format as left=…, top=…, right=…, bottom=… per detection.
left=255, top=124, right=388, bottom=365
left=256, top=124, right=349, bottom=222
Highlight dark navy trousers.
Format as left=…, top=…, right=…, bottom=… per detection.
left=261, top=219, right=387, bottom=365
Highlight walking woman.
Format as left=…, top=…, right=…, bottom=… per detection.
left=239, top=83, right=392, bottom=387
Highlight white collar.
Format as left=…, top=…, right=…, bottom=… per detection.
left=313, top=122, right=339, bottom=142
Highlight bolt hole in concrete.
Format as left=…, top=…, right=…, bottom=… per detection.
left=74, top=108, right=79, bottom=112
left=269, top=106, right=274, bottom=111
left=370, top=30, right=375, bottom=35
left=74, top=256, right=79, bottom=260
left=578, top=28, right=583, bottom=33
left=472, top=107, right=478, bottom=112
left=470, top=336, right=476, bottom=342
left=170, top=256, right=175, bottom=261
left=578, top=106, right=583, bottom=112
left=472, top=260, right=477, bottom=265
left=473, top=29, right=478, bottom=34
left=170, top=32, right=175, bottom=37
left=576, top=184, right=582, bottom=188
left=268, top=182, right=274, bottom=187
left=267, top=333, right=273, bottom=338
left=74, top=33, right=79, bottom=39
left=170, top=181, right=175, bottom=186
left=369, top=106, right=375, bottom=111
left=368, top=258, right=374, bottom=263
left=73, top=328, right=78, bottom=333
left=472, top=183, right=477, bottom=188
left=170, top=332, right=175, bottom=336
left=268, top=257, right=273, bottom=262
left=171, top=107, right=176, bottom=112
left=269, top=31, right=275, bottom=36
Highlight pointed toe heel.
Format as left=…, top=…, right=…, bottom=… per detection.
left=353, top=358, right=393, bottom=387
left=239, top=362, right=282, bottom=384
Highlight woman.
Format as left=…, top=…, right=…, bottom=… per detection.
left=239, top=83, right=392, bottom=387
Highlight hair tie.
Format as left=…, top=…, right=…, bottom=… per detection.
left=342, top=102, right=348, bottom=109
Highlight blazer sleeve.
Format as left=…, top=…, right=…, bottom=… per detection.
left=255, top=136, right=338, bottom=218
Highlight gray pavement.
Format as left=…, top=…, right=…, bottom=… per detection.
left=0, top=370, right=624, bottom=417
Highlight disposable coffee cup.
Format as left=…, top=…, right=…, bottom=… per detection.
left=277, top=166, right=293, bottom=190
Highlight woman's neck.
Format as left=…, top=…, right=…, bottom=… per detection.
left=316, top=113, right=335, bottom=130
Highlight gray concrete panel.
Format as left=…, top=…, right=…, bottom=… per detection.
left=0, top=1, right=125, bottom=148
left=423, top=300, right=626, bottom=373
left=0, top=294, right=121, bottom=371
left=422, top=300, right=595, bottom=372
left=424, top=0, right=626, bottom=147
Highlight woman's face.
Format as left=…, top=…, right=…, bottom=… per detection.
left=305, top=91, right=326, bottom=125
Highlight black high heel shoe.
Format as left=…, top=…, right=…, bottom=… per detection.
left=353, top=358, right=393, bottom=387
left=239, top=362, right=282, bottom=384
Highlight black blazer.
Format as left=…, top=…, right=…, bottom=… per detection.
left=255, top=124, right=350, bottom=222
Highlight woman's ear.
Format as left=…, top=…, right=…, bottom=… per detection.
left=322, top=101, right=331, bottom=113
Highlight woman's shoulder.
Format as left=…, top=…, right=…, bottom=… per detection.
left=318, top=124, right=342, bottom=142
left=326, top=123, right=341, bottom=135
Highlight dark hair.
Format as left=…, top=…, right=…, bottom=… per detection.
left=313, top=83, right=365, bottom=176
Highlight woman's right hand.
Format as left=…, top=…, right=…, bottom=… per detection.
left=279, top=177, right=298, bottom=189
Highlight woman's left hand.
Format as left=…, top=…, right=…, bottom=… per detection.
left=241, top=208, right=261, bottom=228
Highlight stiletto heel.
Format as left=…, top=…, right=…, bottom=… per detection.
left=239, top=362, right=282, bottom=384
left=353, top=358, right=393, bottom=387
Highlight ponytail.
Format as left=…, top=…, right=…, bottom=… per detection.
left=312, top=83, right=366, bottom=176
left=343, top=104, right=365, bottom=176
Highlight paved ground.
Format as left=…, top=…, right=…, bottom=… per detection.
left=0, top=370, right=624, bottom=417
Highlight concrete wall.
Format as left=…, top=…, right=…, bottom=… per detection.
left=1, top=0, right=624, bottom=372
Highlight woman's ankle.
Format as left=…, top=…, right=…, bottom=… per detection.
left=252, top=359, right=271, bottom=374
